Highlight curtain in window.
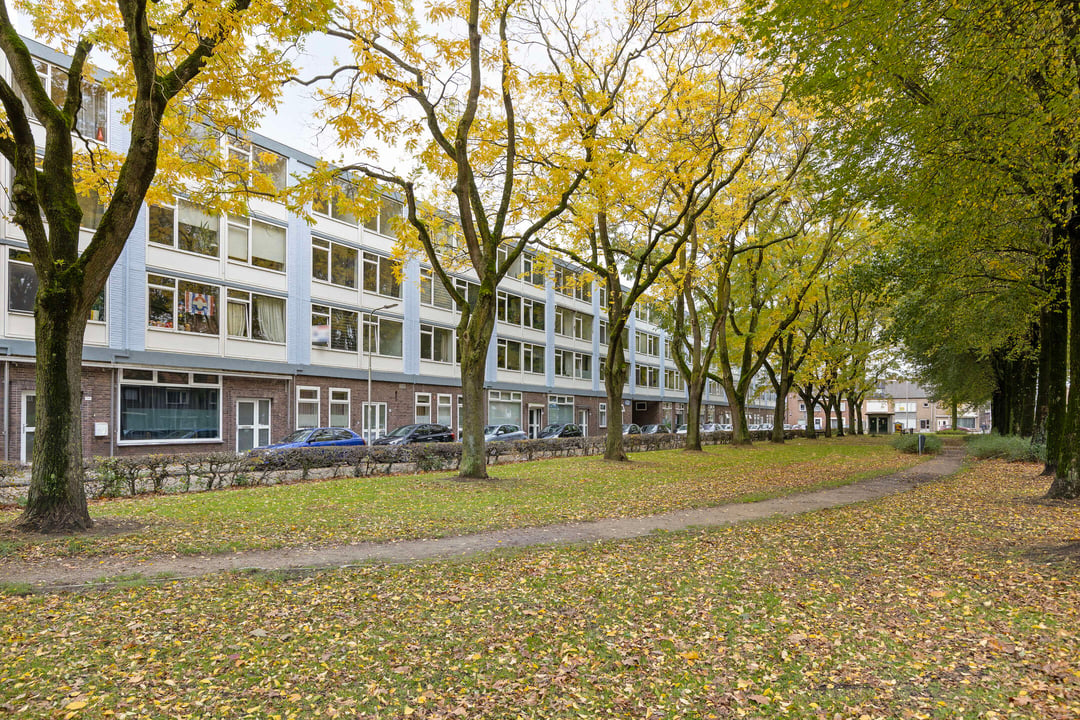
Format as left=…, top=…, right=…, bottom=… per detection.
left=252, top=222, right=286, bottom=271
left=254, top=295, right=287, bottom=343
left=227, top=301, right=248, bottom=337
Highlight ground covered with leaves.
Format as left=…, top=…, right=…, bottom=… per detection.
left=0, top=439, right=912, bottom=562
left=1, top=458, right=1076, bottom=719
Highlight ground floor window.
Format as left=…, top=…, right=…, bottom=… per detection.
left=489, top=390, right=522, bottom=426
left=297, top=386, right=319, bottom=428
left=330, top=388, right=350, bottom=427
left=120, top=371, right=220, bottom=441
left=437, top=393, right=453, bottom=427
left=548, top=394, right=574, bottom=425
left=415, top=393, right=432, bottom=423
left=598, top=402, right=607, bottom=428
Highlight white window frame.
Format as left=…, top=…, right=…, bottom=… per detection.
left=296, top=386, right=320, bottom=429
left=598, top=402, right=607, bottom=428
left=227, top=214, right=287, bottom=273
left=362, top=401, right=388, bottom=443
left=436, top=393, right=453, bottom=427
left=415, top=392, right=432, bottom=424
left=329, top=388, right=351, bottom=428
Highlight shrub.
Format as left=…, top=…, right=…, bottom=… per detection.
left=966, top=433, right=1045, bottom=463
left=891, top=433, right=942, bottom=454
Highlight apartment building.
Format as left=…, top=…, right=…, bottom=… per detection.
left=1, top=39, right=764, bottom=463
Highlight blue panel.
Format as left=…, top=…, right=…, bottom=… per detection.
left=658, top=329, right=666, bottom=400
left=485, top=315, right=498, bottom=383
left=122, top=205, right=148, bottom=352
left=402, top=258, right=420, bottom=375
left=545, top=277, right=555, bottom=388
left=627, top=312, right=637, bottom=394
left=287, top=210, right=312, bottom=366
left=591, top=280, right=601, bottom=393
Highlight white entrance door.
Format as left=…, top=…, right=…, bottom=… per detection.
left=579, top=408, right=589, bottom=436
left=21, top=393, right=35, bottom=464
left=237, top=399, right=271, bottom=452
left=528, top=407, right=543, bottom=438
left=362, top=402, right=388, bottom=443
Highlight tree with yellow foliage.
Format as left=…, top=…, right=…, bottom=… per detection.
left=1, top=0, right=328, bottom=532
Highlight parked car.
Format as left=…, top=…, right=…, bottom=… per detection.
left=675, top=424, right=688, bottom=435
left=622, top=423, right=642, bottom=435
left=760, top=423, right=774, bottom=431
left=640, top=423, right=672, bottom=434
left=537, top=423, right=583, bottom=439
left=252, top=426, right=366, bottom=454
left=372, top=423, right=455, bottom=445
left=748, top=424, right=761, bottom=431
left=719, top=424, right=733, bottom=432
left=701, top=423, right=719, bottom=433
left=484, top=424, right=528, bottom=442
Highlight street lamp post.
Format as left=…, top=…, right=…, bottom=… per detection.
left=363, top=302, right=398, bottom=442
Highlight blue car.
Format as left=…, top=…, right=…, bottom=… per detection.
left=253, top=426, right=366, bottom=454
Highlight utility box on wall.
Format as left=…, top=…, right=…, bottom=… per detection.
left=94, top=422, right=109, bottom=437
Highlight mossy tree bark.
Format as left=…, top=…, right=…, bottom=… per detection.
left=0, top=5, right=252, bottom=531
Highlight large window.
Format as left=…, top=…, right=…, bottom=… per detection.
left=421, top=323, right=454, bottom=363
left=363, top=196, right=403, bottom=237
left=8, top=249, right=37, bottom=313
left=226, top=136, right=288, bottom=194
left=554, top=306, right=590, bottom=339
left=313, top=179, right=358, bottom=224
left=521, top=252, right=544, bottom=286
left=362, top=252, right=402, bottom=298
left=636, top=331, right=659, bottom=356
left=119, top=370, right=220, bottom=442
left=147, top=274, right=219, bottom=335
left=9, top=249, right=104, bottom=320
left=149, top=200, right=219, bottom=258
left=311, top=304, right=358, bottom=351
left=636, top=364, right=659, bottom=388
left=22, top=58, right=108, bottom=142
left=488, top=390, right=521, bottom=426
left=554, top=350, right=591, bottom=379
left=664, top=368, right=685, bottom=391
left=420, top=268, right=455, bottom=309
left=437, top=394, right=453, bottom=427
left=497, top=339, right=543, bottom=374
left=498, top=290, right=544, bottom=330
left=227, top=290, right=286, bottom=343
left=554, top=266, right=591, bottom=302
left=227, top=215, right=286, bottom=272
left=312, top=237, right=358, bottom=289
left=362, top=315, right=404, bottom=357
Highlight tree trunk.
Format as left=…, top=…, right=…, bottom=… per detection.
left=726, top=386, right=751, bottom=446
left=1037, top=244, right=1067, bottom=475
left=852, top=396, right=865, bottom=434
left=770, top=379, right=789, bottom=443
left=800, top=390, right=818, bottom=439
left=1047, top=209, right=1080, bottom=498
left=822, top=396, right=834, bottom=438
left=684, top=373, right=705, bottom=451
left=951, top=400, right=958, bottom=431
left=456, top=294, right=495, bottom=479
left=604, top=337, right=629, bottom=462
left=833, top=396, right=845, bottom=437
left=17, top=280, right=91, bottom=532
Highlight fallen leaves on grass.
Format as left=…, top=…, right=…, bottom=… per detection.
left=0, top=459, right=1076, bottom=719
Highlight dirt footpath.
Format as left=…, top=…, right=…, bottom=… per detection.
left=3, top=450, right=965, bottom=591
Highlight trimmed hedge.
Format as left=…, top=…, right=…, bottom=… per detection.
left=891, top=433, right=942, bottom=454
left=966, top=433, right=1045, bottom=463
left=70, top=429, right=787, bottom=498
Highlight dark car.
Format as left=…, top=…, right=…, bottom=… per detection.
left=372, top=423, right=455, bottom=445
left=622, top=423, right=642, bottom=435
left=252, top=426, right=366, bottom=454
left=537, top=423, right=583, bottom=439
left=640, top=423, right=672, bottom=434
left=484, top=424, right=528, bottom=442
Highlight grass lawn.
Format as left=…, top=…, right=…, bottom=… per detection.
left=1, top=459, right=1077, bottom=718
left=0, top=437, right=915, bottom=562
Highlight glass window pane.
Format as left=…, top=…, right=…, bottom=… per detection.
left=120, top=385, right=220, bottom=440
left=228, top=224, right=248, bottom=262
left=177, top=201, right=219, bottom=257
left=379, top=319, right=403, bottom=357
left=252, top=295, right=287, bottom=343
left=8, top=261, right=37, bottom=312
left=330, top=308, right=358, bottom=351
left=176, top=281, right=219, bottom=335
left=331, top=244, right=357, bottom=288
left=251, top=221, right=286, bottom=271
left=148, top=205, right=174, bottom=247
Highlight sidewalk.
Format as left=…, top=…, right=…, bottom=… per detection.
left=2, top=449, right=965, bottom=591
